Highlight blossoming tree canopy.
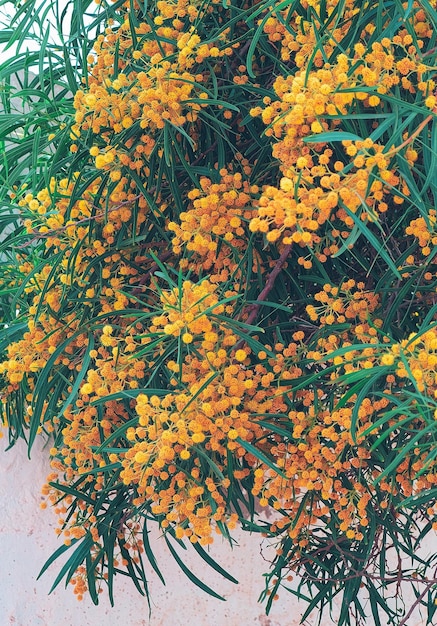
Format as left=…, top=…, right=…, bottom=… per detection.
left=0, top=0, right=437, bottom=623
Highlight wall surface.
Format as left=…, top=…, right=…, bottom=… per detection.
left=0, top=432, right=318, bottom=626
left=0, top=430, right=432, bottom=626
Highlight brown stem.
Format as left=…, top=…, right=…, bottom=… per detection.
left=189, top=141, right=218, bottom=168
left=244, top=243, right=293, bottom=328
left=422, top=46, right=437, bottom=58
left=17, top=194, right=143, bottom=248
left=131, top=250, right=174, bottom=296
left=386, top=114, right=433, bottom=157
left=398, top=579, right=435, bottom=626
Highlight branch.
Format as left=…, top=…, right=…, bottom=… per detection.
left=385, top=113, right=433, bottom=157
left=243, top=243, right=293, bottom=327
left=17, top=194, right=143, bottom=248
left=131, top=250, right=174, bottom=296
left=398, top=582, right=434, bottom=626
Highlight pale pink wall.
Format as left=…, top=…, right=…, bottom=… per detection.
left=1, top=430, right=431, bottom=626
left=0, top=432, right=310, bottom=626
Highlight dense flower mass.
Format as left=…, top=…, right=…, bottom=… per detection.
left=0, top=0, right=437, bottom=623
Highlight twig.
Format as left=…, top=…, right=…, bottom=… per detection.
left=244, top=243, right=293, bottom=328
left=385, top=114, right=434, bottom=157
left=189, top=141, right=218, bottom=168
left=131, top=250, right=174, bottom=295
left=398, top=582, right=432, bottom=626
left=17, top=194, right=143, bottom=248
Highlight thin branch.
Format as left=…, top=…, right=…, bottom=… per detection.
left=243, top=243, right=293, bottom=327
left=17, top=194, right=143, bottom=248
left=385, top=114, right=434, bottom=157
left=398, top=582, right=431, bottom=626
left=131, top=250, right=174, bottom=295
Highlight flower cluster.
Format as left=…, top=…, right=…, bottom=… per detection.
left=306, top=280, right=380, bottom=326
left=383, top=328, right=437, bottom=395
left=406, top=209, right=437, bottom=256
left=1, top=0, right=437, bottom=618
left=168, top=169, right=256, bottom=279
left=250, top=24, right=436, bottom=252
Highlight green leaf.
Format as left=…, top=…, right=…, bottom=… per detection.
left=142, top=519, right=166, bottom=585
left=235, top=437, right=287, bottom=479
left=48, top=534, right=94, bottom=593
left=164, top=535, right=226, bottom=601
left=192, top=542, right=238, bottom=584
left=303, top=131, right=363, bottom=143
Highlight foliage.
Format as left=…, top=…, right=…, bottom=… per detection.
left=0, top=0, right=437, bottom=623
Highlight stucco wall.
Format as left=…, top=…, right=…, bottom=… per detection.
left=1, top=430, right=433, bottom=626
left=0, top=431, right=319, bottom=626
